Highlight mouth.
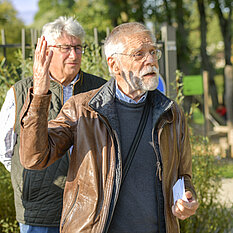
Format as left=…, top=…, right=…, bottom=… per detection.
left=142, top=72, right=156, bottom=77
left=66, top=62, right=78, bottom=66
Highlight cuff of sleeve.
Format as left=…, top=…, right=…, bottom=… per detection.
left=29, top=87, right=52, bottom=109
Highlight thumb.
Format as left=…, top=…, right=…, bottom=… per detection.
left=185, top=191, right=193, bottom=200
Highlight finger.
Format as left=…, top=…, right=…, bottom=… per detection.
left=179, top=198, right=199, bottom=211
left=41, top=39, right=48, bottom=62
left=185, top=191, right=193, bottom=200
left=176, top=201, right=193, bottom=215
left=176, top=199, right=198, bottom=217
left=172, top=204, right=186, bottom=220
left=44, top=50, right=53, bottom=72
left=35, top=36, right=44, bottom=53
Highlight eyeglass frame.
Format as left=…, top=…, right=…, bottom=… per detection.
left=48, top=44, right=86, bottom=54
left=111, top=47, right=162, bottom=61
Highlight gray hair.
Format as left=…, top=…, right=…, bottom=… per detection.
left=104, top=22, right=156, bottom=60
left=41, top=16, right=85, bottom=45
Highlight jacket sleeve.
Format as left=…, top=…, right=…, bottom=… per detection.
left=177, top=104, right=197, bottom=199
left=20, top=87, right=74, bottom=170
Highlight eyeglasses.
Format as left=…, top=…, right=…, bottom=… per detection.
left=48, top=45, right=85, bottom=54
left=111, top=49, right=162, bottom=61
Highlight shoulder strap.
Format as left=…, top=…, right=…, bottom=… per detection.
left=122, top=99, right=150, bottom=185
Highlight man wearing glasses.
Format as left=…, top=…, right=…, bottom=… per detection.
left=20, top=22, right=198, bottom=233
left=0, top=16, right=106, bottom=233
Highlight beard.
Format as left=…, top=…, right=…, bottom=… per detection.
left=130, top=66, right=160, bottom=92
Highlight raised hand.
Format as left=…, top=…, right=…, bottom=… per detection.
left=33, top=36, right=53, bottom=95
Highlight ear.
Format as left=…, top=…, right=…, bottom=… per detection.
left=107, top=57, right=121, bottom=76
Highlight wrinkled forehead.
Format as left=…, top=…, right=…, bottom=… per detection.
left=123, top=32, right=155, bottom=52
left=54, top=32, right=81, bottom=45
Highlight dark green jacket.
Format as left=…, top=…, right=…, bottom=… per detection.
left=11, top=71, right=106, bottom=226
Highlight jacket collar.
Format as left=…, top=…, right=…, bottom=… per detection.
left=148, top=90, right=174, bottom=128
left=89, top=78, right=119, bottom=134
left=89, top=78, right=174, bottom=130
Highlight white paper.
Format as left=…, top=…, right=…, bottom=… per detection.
left=172, top=177, right=188, bottom=205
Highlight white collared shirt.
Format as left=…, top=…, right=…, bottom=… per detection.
left=115, top=83, right=148, bottom=104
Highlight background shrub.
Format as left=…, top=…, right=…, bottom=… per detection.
left=0, top=164, right=19, bottom=232
left=180, top=135, right=233, bottom=232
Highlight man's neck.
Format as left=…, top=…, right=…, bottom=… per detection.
left=116, top=82, right=147, bottom=104
left=50, top=73, right=77, bottom=87
left=116, top=81, right=146, bottom=103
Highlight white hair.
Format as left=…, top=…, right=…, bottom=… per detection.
left=104, top=22, right=156, bottom=60
left=41, top=16, right=85, bottom=45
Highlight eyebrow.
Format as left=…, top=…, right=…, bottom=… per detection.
left=62, top=44, right=82, bottom=47
left=130, top=44, right=157, bottom=54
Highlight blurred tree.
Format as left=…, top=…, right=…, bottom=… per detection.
left=71, top=0, right=111, bottom=42
left=197, top=0, right=219, bottom=109
left=209, top=0, right=232, bottom=108
left=0, top=0, right=25, bottom=63
left=71, top=0, right=147, bottom=42
left=209, top=0, right=232, bottom=66
left=174, top=0, right=193, bottom=75
left=33, top=0, right=75, bottom=29
left=145, top=0, right=196, bottom=74
left=104, top=0, right=146, bottom=27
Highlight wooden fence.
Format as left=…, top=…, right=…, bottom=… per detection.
left=0, top=28, right=39, bottom=60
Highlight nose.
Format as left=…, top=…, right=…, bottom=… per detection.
left=69, top=47, right=78, bottom=58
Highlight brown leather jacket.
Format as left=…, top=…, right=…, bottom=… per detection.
left=20, top=79, right=196, bottom=233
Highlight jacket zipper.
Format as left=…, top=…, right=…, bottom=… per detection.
left=156, top=118, right=171, bottom=233
left=97, top=115, right=123, bottom=233
left=102, top=131, right=122, bottom=233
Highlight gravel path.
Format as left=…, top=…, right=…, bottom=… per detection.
left=218, top=178, right=233, bottom=207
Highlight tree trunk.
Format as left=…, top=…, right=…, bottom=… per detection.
left=197, top=0, right=219, bottom=110
left=175, top=0, right=192, bottom=75
left=164, top=0, right=172, bottom=25
left=213, top=0, right=232, bottom=106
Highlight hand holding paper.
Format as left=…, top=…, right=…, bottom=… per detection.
left=173, top=177, right=188, bottom=205
left=172, top=177, right=199, bottom=220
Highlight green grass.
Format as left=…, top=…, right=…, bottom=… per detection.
left=192, top=107, right=205, bottom=125
left=217, top=158, right=233, bottom=178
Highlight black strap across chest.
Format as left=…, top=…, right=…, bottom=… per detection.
left=121, top=99, right=150, bottom=185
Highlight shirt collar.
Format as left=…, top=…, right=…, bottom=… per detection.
left=49, top=73, right=79, bottom=87
left=115, top=82, right=147, bottom=104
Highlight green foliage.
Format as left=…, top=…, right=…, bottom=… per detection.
left=14, top=50, right=33, bottom=78
left=81, top=42, right=110, bottom=80
left=0, top=58, right=19, bottom=107
left=72, top=0, right=112, bottom=41
left=0, top=0, right=25, bottom=63
left=175, top=72, right=233, bottom=232
left=180, top=136, right=233, bottom=233
left=0, top=164, right=19, bottom=233
left=34, top=0, right=75, bottom=27
left=0, top=50, right=33, bottom=108
left=217, top=159, right=233, bottom=178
